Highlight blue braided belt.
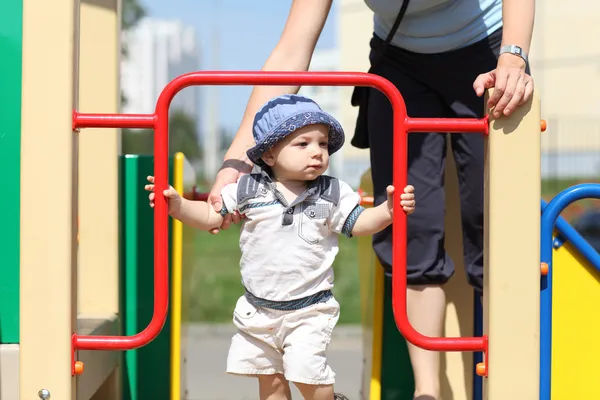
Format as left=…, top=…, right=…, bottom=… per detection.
left=244, top=288, right=333, bottom=311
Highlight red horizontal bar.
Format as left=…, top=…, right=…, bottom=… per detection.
left=406, top=116, right=488, bottom=134
left=393, top=308, right=487, bottom=351
left=393, top=115, right=487, bottom=352
left=73, top=304, right=167, bottom=350
left=155, top=70, right=407, bottom=91
left=73, top=111, right=156, bottom=130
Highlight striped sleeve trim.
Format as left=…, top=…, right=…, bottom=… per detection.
left=341, top=205, right=365, bottom=238
left=219, top=203, right=229, bottom=216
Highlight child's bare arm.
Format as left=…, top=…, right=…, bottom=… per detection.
left=145, top=176, right=224, bottom=231
left=350, top=204, right=393, bottom=236
left=351, top=185, right=415, bottom=236
left=172, top=198, right=225, bottom=231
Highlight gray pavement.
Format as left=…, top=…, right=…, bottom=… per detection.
left=184, top=324, right=364, bottom=400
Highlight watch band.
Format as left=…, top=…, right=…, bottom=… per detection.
left=500, top=45, right=528, bottom=63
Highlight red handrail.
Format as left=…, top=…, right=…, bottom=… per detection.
left=71, top=70, right=487, bottom=361
left=398, top=116, right=487, bottom=354
left=72, top=110, right=165, bottom=351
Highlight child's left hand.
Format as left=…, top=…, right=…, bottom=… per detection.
left=386, top=184, right=416, bottom=216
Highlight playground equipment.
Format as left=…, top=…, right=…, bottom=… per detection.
left=4, top=0, right=600, bottom=399
left=358, top=176, right=600, bottom=400
left=539, top=184, right=600, bottom=400
left=4, top=0, right=195, bottom=398
left=357, top=164, right=485, bottom=400
left=73, top=65, right=541, bottom=399
left=120, top=153, right=197, bottom=400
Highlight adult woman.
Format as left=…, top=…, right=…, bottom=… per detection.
left=208, top=1, right=535, bottom=399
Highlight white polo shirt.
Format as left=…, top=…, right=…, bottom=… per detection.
left=220, top=172, right=364, bottom=302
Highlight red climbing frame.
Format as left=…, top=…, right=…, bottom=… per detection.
left=71, top=70, right=488, bottom=372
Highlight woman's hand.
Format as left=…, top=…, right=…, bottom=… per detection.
left=207, top=159, right=253, bottom=234
left=473, top=53, right=534, bottom=118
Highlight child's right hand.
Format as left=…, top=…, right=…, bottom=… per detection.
left=145, top=175, right=182, bottom=216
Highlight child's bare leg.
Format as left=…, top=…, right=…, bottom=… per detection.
left=258, top=374, right=292, bottom=400
left=406, top=284, right=446, bottom=399
left=293, top=382, right=334, bottom=400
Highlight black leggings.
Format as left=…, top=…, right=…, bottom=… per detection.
left=367, top=28, right=504, bottom=293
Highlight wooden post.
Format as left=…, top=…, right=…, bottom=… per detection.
left=482, top=90, right=541, bottom=399
left=20, top=0, right=80, bottom=398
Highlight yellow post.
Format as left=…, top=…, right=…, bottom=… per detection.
left=78, top=0, right=121, bottom=317
left=77, top=1, right=122, bottom=397
left=358, top=157, right=475, bottom=400
left=440, top=145, right=475, bottom=400
left=482, top=90, right=541, bottom=399
left=171, top=153, right=198, bottom=400
left=171, top=153, right=185, bottom=400
left=355, top=173, right=385, bottom=399
left=20, top=0, right=80, bottom=399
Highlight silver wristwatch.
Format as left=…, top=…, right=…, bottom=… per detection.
left=499, top=45, right=528, bottom=63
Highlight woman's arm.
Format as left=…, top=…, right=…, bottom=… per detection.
left=207, top=0, right=333, bottom=232
left=501, top=0, right=535, bottom=55
left=473, top=0, right=536, bottom=118
left=224, top=0, right=333, bottom=163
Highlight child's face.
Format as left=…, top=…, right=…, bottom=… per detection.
left=261, top=124, right=330, bottom=181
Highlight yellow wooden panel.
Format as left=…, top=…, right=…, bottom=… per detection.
left=552, top=241, right=600, bottom=399
left=483, top=90, right=541, bottom=400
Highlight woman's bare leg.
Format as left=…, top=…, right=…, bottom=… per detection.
left=406, top=284, right=446, bottom=399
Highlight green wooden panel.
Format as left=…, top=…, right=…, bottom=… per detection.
left=381, top=273, right=415, bottom=400
left=120, top=155, right=173, bottom=399
left=0, top=0, right=23, bottom=344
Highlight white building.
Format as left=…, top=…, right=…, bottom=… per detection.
left=121, top=18, right=201, bottom=130
left=299, top=47, right=372, bottom=188
left=299, top=48, right=351, bottom=183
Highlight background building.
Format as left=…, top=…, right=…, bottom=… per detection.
left=121, top=17, right=202, bottom=138
left=299, top=48, right=347, bottom=182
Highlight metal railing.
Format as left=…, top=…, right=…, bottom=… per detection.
left=71, top=70, right=490, bottom=373
left=539, top=183, right=600, bottom=400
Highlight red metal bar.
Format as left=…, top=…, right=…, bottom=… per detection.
left=73, top=113, right=164, bottom=351
left=393, top=113, right=487, bottom=352
left=72, top=70, right=487, bottom=355
left=72, top=111, right=156, bottom=130
left=406, top=116, right=489, bottom=135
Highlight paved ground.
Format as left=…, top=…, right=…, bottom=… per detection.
left=184, top=324, right=364, bottom=400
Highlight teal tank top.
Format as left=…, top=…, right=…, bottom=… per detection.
left=363, top=0, right=503, bottom=53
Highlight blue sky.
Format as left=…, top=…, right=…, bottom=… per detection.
left=141, top=0, right=338, bottom=134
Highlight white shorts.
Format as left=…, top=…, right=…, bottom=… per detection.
left=226, top=294, right=340, bottom=385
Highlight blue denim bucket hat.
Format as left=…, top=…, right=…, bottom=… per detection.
left=247, top=94, right=345, bottom=167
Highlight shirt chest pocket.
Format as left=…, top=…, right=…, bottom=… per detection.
left=298, top=203, right=331, bottom=244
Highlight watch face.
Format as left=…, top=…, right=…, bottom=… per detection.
left=501, top=45, right=526, bottom=61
